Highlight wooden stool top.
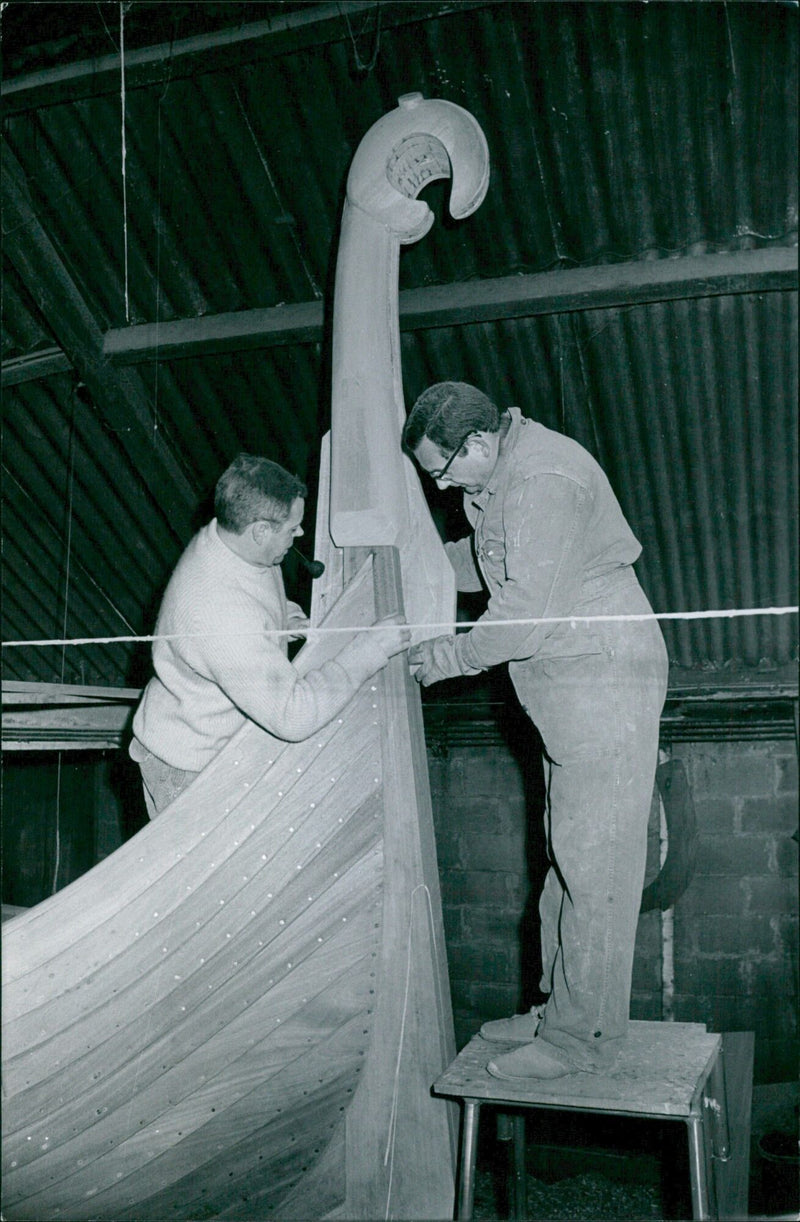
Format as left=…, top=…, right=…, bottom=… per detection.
left=433, top=1021, right=721, bottom=1118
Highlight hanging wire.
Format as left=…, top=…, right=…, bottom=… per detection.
left=340, top=2, right=382, bottom=74
left=59, top=390, right=78, bottom=685
left=2, top=463, right=137, bottom=633
left=152, top=86, right=165, bottom=441
left=95, top=0, right=119, bottom=51
left=150, top=13, right=178, bottom=443
left=51, top=386, right=79, bottom=897
left=120, top=1, right=131, bottom=322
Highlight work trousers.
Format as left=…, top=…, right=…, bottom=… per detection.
left=510, top=574, right=668, bottom=1071
left=129, top=736, right=200, bottom=819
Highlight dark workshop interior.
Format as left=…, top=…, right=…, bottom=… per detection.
left=1, top=3, right=797, bottom=1219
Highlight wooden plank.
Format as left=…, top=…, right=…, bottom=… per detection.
left=342, top=548, right=457, bottom=1220
left=273, top=1121, right=346, bottom=1221
left=309, top=434, right=346, bottom=630
left=1, top=703, right=134, bottom=750
left=100, top=248, right=797, bottom=367
left=8, top=891, right=380, bottom=1147
left=3, top=734, right=127, bottom=751
left=7, top=909, right=379, bottom=1216
left=2, top=715, right=375, bottom=1025
left=2, top=682, right=142, bottom=704
left=713, top=1032, right=755, bottom=1222
left=2, top=569, right=379, bottom=995
left=1, top=681, right=136, bottom=748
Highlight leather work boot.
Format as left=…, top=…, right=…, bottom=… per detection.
left=479, top=1003, right=546, bottom=1043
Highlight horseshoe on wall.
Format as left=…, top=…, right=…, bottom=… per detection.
left=641, top=758, right=699, bottom=912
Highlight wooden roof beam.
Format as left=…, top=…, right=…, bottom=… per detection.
left=1, top=2, right=496, bottom=115
left=103, top=246, right=798, bottom=366
left=1, top=347, right=72, bottom=388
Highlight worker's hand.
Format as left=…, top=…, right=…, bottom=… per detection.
left=408, top=636, right=453, bottom=685
left=288, top=617, right=310, bottom=642
left=287, top=604, right=310, bottom=641
left=333, top=615, right=410, bottom=686
left=370, top=613, right=411, bottom=658
left=408, top=634, right=483, bottom=684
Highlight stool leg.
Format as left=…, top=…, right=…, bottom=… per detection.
left=458, top=1100, right=481, bottom=1220
left=686, top=1115, right=711, bottom=1220
left=511, top=1113, right=527, bottom=1220
left=496, top=1114, right=526, bottom=1219
left=706, top=1050, right=731, bottom=1162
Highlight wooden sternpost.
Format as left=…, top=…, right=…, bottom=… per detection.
left=315, top=94, right=490, bottom=1218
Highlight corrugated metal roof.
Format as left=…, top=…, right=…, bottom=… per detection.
left=2, top=1, right=797, bottom=687
left=403, top=286, right=798, bottom=672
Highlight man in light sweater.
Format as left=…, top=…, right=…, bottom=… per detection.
left=130, top=453, right=408, bottom=817
left=403, top=383, right=668, bottom=1081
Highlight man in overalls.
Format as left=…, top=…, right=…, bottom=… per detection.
left=404, top=382, right=668, bottom=1079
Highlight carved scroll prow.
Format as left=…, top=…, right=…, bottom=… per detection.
left=322, top=97, right=490, bottom=1220
left=329, top=94, right=490, bottom=631
left=345, top=91, right=490, bottom=242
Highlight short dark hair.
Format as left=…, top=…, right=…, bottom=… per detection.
left=214, top=453, right=307, bottom=533
left=402, top=382, right=501, bottom=454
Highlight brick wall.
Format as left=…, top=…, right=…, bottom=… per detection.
left=666, top=741, right=798, bottom=1082
left=428, top=732, right=799, bottom=1084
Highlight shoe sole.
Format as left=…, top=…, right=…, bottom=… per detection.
left=486, top=1060, right=570, bottom=1081
left=480, top=1031, right=538, bottom=1043
left=479, top=1022, right=542, bottom=1044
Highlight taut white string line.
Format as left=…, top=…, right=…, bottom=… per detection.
left=2, top=605, right=797, bottom=650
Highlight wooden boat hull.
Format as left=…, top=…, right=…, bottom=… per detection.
left=3, top=93, right=490, bottom=1219
left=2, top=555, right=455, bottom=1220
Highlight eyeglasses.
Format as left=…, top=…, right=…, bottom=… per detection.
left=428, top=431, right=474, bottom=480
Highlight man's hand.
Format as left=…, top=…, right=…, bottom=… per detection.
left=287, top=605, right=311, bottom=641
left=370, top=613, right=411, bottom=658
left=408, top=635, right=455, bottom=685
left=408, top=634, right=484, bottom=684
left=334, top=614, right=410, bottom=687
left=288, top=617, right=310, bottom=642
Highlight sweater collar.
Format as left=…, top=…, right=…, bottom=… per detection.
left=209, top=520, right=280, bottom=580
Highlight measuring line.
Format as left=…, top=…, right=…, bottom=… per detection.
left=2, top=605, right=797, bottom=649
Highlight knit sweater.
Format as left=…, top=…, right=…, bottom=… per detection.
left=132, top=521, right=390, bottom=771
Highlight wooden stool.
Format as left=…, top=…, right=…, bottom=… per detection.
left=433, top=1021, right=744, bottom=1221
